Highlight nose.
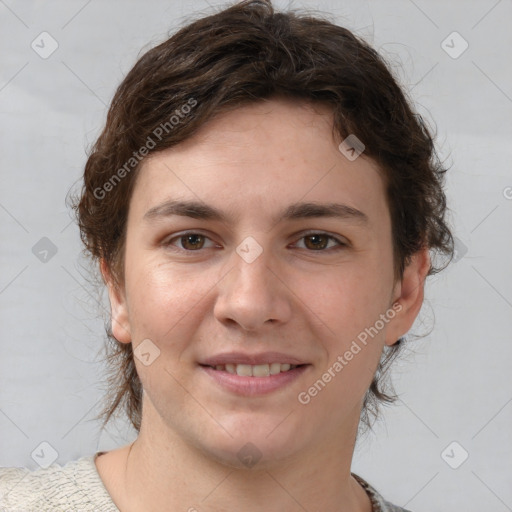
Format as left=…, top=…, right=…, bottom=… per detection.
left=213, top=246, right=293, bottom=332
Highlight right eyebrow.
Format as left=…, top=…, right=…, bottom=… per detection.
left=143, top=200, right=229, bottom=222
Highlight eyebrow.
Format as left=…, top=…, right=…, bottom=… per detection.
left=143, top=199, right=369, bottom=225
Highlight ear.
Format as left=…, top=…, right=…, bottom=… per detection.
left=385, top=247, right=430, bottom=346
left=100, top=258, right=131, bottom=344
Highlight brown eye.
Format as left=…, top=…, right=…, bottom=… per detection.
left=304, top=234, right=330, bottom=250
left=163, top=231, right=219, bottom=253
left=294, top=232, right=347, bottom=251
left=180, top=234, right=205, bottom=250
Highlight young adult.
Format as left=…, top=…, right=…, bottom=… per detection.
left=0, top=1, right=453, bottom=510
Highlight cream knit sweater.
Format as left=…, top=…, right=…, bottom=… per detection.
left=0, top=453, right=411, bottom=511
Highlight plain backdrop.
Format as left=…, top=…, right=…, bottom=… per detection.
left=1, top=1, right=511, bottom=510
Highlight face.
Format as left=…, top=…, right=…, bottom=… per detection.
left=105, top=98, right=428, bottom=468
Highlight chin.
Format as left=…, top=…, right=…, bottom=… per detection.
left=204, top=441, right=300, bottom=471
left=196, top=416, right=308, bottom=470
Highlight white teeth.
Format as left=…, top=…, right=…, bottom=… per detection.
left=236, top=364, right=252, bottom=377
left=212, top=363, right=297, bottom=377
left=252, top=364, right=270, bottom=377
left=269, top=362, right=281, bottom=375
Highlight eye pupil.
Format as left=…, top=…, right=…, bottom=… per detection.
left=305, top=234, right=328, bottom=250
left=182, top=234, right=204, bottom=250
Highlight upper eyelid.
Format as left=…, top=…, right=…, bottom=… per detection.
left=164, top=230, right=348, bottom=249
left=164, top=230, right=218, bottom=246
left=296, top=230, right=348, bottom=243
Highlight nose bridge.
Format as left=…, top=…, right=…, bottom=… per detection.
left=236, top=247, right=276, bottom=293
left=214, top=239, right=291, bottom=330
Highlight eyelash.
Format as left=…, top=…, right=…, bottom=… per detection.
left=162, top=231, right=348, bottom=253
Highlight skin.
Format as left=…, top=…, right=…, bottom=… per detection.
left=96, top=97, right=430, bottom=512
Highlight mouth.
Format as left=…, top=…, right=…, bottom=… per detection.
left=198, top=354, right=310, bottom=396
left=201, top=362, right=302, bottom=377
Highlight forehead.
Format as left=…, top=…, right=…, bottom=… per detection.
left=129, top=98, right=388, bottom=228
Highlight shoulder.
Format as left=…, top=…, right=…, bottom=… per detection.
left=352, top=473, right=413, bottom=512
left=0, top=455, right=118, bottom=512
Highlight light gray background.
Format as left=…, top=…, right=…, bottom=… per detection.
left=1, top=0, right=511, bottom=510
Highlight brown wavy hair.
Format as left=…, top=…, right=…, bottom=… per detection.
left=72, top=0, right=454, bottom=434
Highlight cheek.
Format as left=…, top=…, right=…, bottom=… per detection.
left=303, top=261, right=394, bottom=340
left=297, top=270, right=391, bottom=415
left=122, top=263, right=211, bottom=395
left=299, top=254, right=395, bottom=397
left=123, top=259, right=218, bottom=344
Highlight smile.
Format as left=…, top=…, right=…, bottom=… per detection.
left=207, top=363, right=299, bottom=377
left=200, top=363, right=309, bottom=396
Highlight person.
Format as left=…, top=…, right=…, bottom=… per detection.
left=0, top=0, right=454, bottom=510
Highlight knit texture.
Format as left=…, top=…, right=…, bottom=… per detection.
left=1, top=454, right=411, bottom=511
left=0, top=454, right=118, bottom=512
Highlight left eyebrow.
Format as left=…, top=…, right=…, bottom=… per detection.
left=143, top=199, right=369, bottom=225
left=281, top=201, right=369, bottom=224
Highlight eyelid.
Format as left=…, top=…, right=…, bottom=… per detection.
left=291, top=230, right=349, bottom=250
left=163, top=229, right=349, bottom=252
left=162, top=230, right=219, bottom=250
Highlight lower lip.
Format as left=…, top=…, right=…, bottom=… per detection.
left=200, top=365, right=310, bottom=396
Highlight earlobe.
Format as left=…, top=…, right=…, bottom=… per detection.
left=100, top=258, right=132, bottom=344
left=385, top=248, right=431, bottom=346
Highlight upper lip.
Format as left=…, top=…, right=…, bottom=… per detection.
left=200, top=352, right=308, bottom=366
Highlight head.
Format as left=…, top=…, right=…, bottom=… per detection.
left=74, top=0, right=453, bottom=456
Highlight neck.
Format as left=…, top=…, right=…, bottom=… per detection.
left=112, top=402, right=372, bottom=512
